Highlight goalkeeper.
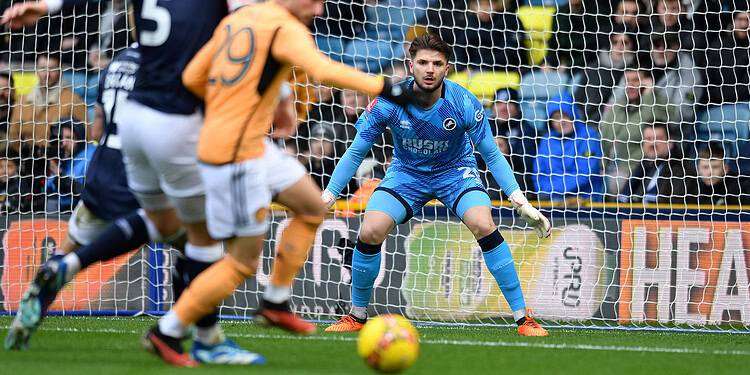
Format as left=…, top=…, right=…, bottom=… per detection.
left=323, top=34, right=551, bottom=337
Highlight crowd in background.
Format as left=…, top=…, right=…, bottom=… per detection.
left=1, top=0, right=749, bottom=214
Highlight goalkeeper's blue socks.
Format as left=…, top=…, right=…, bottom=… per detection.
left=350, top=240, right=382, bottom=319
left=479, top=230, right=527, bottom=323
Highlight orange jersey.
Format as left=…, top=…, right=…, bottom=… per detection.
left=183, top=1, right=385, bottom=165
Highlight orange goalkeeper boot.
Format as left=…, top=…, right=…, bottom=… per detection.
left=324, top=314, right=366, bottom=333
left=517, top=314, right=549, bottom=337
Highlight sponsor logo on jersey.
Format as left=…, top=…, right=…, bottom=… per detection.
left=474, top=109, right=484, bottom=123
left=399, top=120, right=412, bottom=129
left=402, top=138, right=450, bottom=154
left=443, top=117, right=457, bottom=131
left=366, top=98, right=378, bottom=112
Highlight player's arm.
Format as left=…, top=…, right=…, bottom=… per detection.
left=467, top=99, right=551, bottom=238
left=91, top=104, right=105, bottom=142
left=271, top=82, right=297, bottom=139
left=0, top=0, right=91, bottom=29
left=271, top=22, right=410, bottom=105
left=182, top=32, right=221, bottom=99
left=321, top=102, right=388, bottom=208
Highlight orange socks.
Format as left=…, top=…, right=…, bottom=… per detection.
left=270, top=215, right=323, bottom=288
left=173, top=254, right=254, bottom=326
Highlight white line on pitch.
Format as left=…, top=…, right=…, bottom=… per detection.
left=2, top=325, right=748, bottom=357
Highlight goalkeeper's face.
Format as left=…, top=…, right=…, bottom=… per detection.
left=410, top=49, right=450, bottom=93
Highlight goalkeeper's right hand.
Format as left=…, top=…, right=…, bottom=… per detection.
left=508, top=190, right=551, bottom=238
left=322, top=190, right=336, bottom=210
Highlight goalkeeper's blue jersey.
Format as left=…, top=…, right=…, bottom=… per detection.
left=356, top=78, right=488, bottom=175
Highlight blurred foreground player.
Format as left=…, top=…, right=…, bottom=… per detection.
left=148, top=0, right=418, bottom=367
left=4, top=45, right=263, bottom=365
left=322, top=34, right=551, bottom=336
left=1, top=0, right=262, bottom=366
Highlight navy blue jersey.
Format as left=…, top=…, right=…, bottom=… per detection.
left=63, top=0, right=229, bottom=114
left=80, top=47, right=141, bottom=221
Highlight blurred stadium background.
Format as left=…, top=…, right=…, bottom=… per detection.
left=0, top=0, right=749, bottom=336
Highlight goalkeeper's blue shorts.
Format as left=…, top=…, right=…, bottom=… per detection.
left=366, top=166, right=491, bottom=224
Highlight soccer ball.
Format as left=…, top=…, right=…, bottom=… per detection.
left=357, top=314, right=420, bottom=373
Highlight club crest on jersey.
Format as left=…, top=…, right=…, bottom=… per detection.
left=366, top=98, right=378, bottom=112
left=474, top=109, right=484, bottom=123
left=443, top=117, right=457, bottom=131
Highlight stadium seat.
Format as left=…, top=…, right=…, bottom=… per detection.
left=449, top=71, right=520, bottom=100
left=517, top=6, right=555, bottom=65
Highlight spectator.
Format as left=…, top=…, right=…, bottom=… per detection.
left=619, top=122, right=697, bottom=203
left=600, top=67, right=674, bottom=193
left=342, top=0, right=430, bottom=73
left=546, top=0, right=609, bottom=70
left=300, top=122, right=357, bottom=194
left=651, top=0, right=699, bottom=50
left=534, top=92, right=604, bottom=201
left=11, top=54, right=88, bottom=151
left=698, top=9, right=750, bottom=171
left=647, top=32, right=702, bottom=123
left=613, top=0, right=650, bottom=35
left=0, top=70, right=15, bottom=153
left=46, top=120, right=96, bottom=212
left=314, top=0, right=367, bottom=60
left=0, top=154, right=24, bottom=212
left=481, top=88, right=537, bottom=199
left=428, top=0, right=528, bottom=72
left=573, top=27, right=636, bottom=122
left=691, top=142, right=750, bottom=205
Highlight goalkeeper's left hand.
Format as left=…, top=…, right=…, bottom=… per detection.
left=509, top=190, right=551, bottom=238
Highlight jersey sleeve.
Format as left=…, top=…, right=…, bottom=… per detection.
left=324, top=99, right=390, bottom=197
left=465, top=94, right=521, bottom=196
left=271, top=21, right=384, bottom=97
left=182, top=26, right=221, bottom=99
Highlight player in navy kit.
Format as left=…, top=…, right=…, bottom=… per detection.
left=4, top=44, right=263, bottom=364
left=321, top=35, right=552, bottom=336
left=1, top=0, right=266, bottom=366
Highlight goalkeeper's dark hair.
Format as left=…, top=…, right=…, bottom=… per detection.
left=408, top=34, right=452, bottom=61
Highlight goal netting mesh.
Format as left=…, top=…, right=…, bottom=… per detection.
left=1, top=0, right=749, bottom=333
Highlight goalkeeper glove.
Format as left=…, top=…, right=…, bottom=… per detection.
left=321, top=190, right=336, bottom=210
left=508, top=190, right=551, bottom=238
left=379, top=77, right=412, bottom=106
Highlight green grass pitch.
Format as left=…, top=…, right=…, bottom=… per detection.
left=0, top=316, right=748, bottom=374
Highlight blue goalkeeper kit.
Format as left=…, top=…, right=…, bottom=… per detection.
left=326, top=79, right=527, bottom=316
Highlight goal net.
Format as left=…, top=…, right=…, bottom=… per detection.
left=1, top=0, right=749, bottom=333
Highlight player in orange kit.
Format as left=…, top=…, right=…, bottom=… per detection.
left=142, top=0, right=416, bottom=366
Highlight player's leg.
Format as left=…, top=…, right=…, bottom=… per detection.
left=449, top=186, right=548, bottom=337
left=144, top=153, right=281, bottom=366
left=325, top=184, right=412, bottom=333
left=121, top=100, right=257, bottom=365
left=256, top=173, right=325, bottom=334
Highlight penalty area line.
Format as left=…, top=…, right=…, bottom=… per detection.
left=2, top=325, right=748, bottom=356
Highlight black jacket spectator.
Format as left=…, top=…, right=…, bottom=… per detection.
left=651, top=0, right=699, bottom=50
left=546, top=0, right=609, bottom=70
left=692, top=172, right=749, bottom=205
left=573, top=28, right=636, bottom=122
left=479, top=88, right=537, bottom=200
left=690, top=142, right=750, bottom=205
left=699, top=11, right=750, bottom=105
left=620, top=124, right=698, bottom=204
